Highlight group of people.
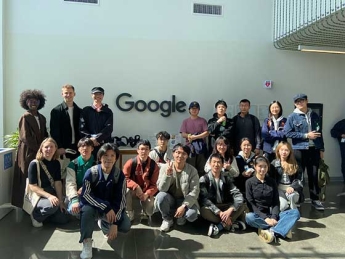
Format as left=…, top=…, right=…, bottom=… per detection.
left=9, top=84, right=343, bottom=259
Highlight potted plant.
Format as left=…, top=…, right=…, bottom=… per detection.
left=3, top=129, right=19, bottom=149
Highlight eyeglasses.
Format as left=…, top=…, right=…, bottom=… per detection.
left=295, top=99, right=306, bottom=104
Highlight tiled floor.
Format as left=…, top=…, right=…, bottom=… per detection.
left=1, top=182, right=345, bottom=259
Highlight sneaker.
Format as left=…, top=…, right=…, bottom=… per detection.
left=207, top=223, right=219, bottom=237
left=176, top=217, right=186, bottom=226
left=258, top=228, right=274, bottom=243
left=286, top=230, right=292, bottom=239
left=30, top=214, right=43, bottom=228
left=127, top=210, right=135, bottom=221
left=311, top=200, right=324, bottom=210
left=80, top=238, right=92, bottom=259
left=232, top=220, right=246, bottom=231
left=160, top=219, right=174, bottom=232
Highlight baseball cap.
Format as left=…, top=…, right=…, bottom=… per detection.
left=189, top=101, right=200, bottom=109
left=91, top=87, right=104, bottom=94
left=293, top=93, right=307, bottom=102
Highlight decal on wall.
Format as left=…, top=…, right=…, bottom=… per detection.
left=115, top=93, right=187, bottom=117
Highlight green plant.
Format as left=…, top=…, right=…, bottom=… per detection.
left=4, top=129, right=19, bottom=149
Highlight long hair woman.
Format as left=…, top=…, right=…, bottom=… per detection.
left=28, top=138, right=68, bottom=227
left=261, top=100, right=287, bottom=162
left=270, top=142, right=303, bottom=211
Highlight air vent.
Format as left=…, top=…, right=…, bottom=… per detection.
left=193, top=3, right=222, bottom=16
left=64, top=0, right=98, bottom=4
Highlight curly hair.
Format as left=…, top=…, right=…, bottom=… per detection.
left=19, top=89, right=46, bottom=110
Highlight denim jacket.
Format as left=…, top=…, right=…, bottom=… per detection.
left=284, top=108, right=324, bottom=151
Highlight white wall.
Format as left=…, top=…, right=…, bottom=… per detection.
left=2, top=0, right=345, bottom=178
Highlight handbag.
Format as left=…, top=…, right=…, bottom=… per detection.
left=23, top=160, right=41, bottom=215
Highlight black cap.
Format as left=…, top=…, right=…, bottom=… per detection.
left=293, top=93, right=307, bottom=102
left=215, top=100, right=227, bottom=108
left=91, top=87, right=104, bottom=94
left=189, top=101, right=200, bottom=109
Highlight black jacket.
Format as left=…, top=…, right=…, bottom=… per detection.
left=246, top=175, right=280, bottom=220
left=207, top=113, right=234, bottom=146
left=331, top=119, right=345, bottom=143
left=199, top=171, right=244, bottom=215
left=79, top=104, right=113, bottom=144
left=50, top=102, right=81, bottom=149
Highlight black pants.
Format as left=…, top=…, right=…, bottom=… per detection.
left=339, top=143, right=345, bottom=182
left=294, top=147, right=320, bottom=201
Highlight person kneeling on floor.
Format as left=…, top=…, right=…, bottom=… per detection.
left=245, top=156, right=300, bottom=244
left=156, top=144, right=200, bottom=232
left=123, top=139, right=159, bottom=221
left=200, top=153, right=247, bottom=237
left=79, top=143, right=130, bottom=259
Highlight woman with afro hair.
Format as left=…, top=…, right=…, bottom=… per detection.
left=12, top=89, right=48, bottom=208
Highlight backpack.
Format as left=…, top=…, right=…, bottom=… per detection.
left=89, top=164, right=122, bottom=184
left=130, top=157, right=155, bottom=179
left=318, top=159, right=330, bottom=201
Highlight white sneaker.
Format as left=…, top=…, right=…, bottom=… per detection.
left=207, top=223, right=219, bottom=237
left=127, top=210, right=135, bottom=221
left=80, top=238, right=93, bottom=259
left=30, top=214, right=43, bottom=228
left=258, top=228, right=275, bottom=243
left=160, top=219, right=173, bottom=232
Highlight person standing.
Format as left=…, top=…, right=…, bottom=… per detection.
left=207, top=100, right=234, bottom=152
left=180, top=101, right=209, bottom=176
left=50, top=84, right=81, bottom=159
left=261, top=100, right=287, bottom=162
left=331, top=119, right=345, bottom=184
left=284, top=93, right=325, bottom=210
left=12, top=89, right=48, bottom=208
left=232, top=99, right=261, bottom=156
left=80, top=87, right=113, bottom=158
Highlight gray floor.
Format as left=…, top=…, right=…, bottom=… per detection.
left=1, top=183, right=345, bottom=259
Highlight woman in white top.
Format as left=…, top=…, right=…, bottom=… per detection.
left=204, top=136, right=239, bottom=177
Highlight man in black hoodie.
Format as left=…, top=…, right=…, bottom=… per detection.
left=80, top=87, right=113, bottom=157
left=207, top=100, right=234, bottom=152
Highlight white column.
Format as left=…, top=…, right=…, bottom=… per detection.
left=0, top=0, right=3, bottom=145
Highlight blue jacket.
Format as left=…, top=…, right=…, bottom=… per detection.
left=261, top=116, right=287, bottom=154
left=284, top=108, right=324, bottom=151
left=80, top=164, right=126, bottom=224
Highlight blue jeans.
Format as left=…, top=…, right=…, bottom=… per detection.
left=79, top=205, right=131, bottom=243
left=155, top=192, right=198, bottom=222
left=245, top=209, right=300, bottom=238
